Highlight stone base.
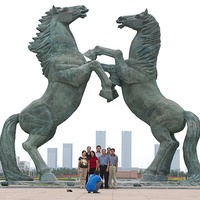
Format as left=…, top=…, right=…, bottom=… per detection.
left=7, top=180, right=68, bottom=187
left=155, top=175, right=168, bottom=181
left=140, top=174, right=155, bottom=182
left=40, top=173, right=57, bottom=181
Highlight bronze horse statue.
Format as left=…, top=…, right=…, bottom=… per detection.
left=85, top=9, right=200, bottom=183
left=0, top=5, right=116, bottom=181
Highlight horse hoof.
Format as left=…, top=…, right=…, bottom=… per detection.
left=99, top=89, right=113, bottom=102
left=140, top=174, right=156, bottom=182
left=155, top=175, right=168, bottom=181
left=40, top=173, right=57, bottom=181
left=112, top=89, right=119, bottom=100
left=180, top=173, right=200, bottom=186
left=84, top=50, right=97, bottom=60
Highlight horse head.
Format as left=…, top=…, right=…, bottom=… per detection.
left=51, top=5, right=89, bottom=25
left=116, top=9, right=148, bottom=30
left=29, top=5, right=89, bottom=78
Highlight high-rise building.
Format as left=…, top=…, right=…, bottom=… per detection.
left=121, top=131, right=132, bottom=169
left=154, top=144, right=180, bottom=171
left=47, top=148, right=57, bottom=169
left=171, top=149, right=180, bottom=171
left=63, top=143, right=73, bottom=168
left=96, top=131, right=106, bottom=149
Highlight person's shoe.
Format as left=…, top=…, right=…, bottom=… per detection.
left=88, top=192, right=91, bottom=193
left=93, top=191, right=100, bottom=193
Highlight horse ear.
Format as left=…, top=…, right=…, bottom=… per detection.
left=145, top=9, right=148, bottom=15
left=52, top=5, right=58, bottom=14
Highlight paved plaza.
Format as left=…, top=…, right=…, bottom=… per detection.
left=1, top=187, right=200, bottom=200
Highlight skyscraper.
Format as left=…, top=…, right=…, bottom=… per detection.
left=121, top=131, right=132, bottom=169
left=171, top=149, right=180, bottom=171
left=154, top=144, right=180, bottom=170
left=63, top=143, right=73, bottom=168
left=96, top=131, right=106, bottom=149
left=47, top=148, right=57, bottom=169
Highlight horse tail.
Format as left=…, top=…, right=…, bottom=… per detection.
left=183, top=111, right=200, bottom=179
left=0, top=114, right=33, bottom=181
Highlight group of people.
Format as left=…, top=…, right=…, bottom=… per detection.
left=78, top=145, right=118, bottom=193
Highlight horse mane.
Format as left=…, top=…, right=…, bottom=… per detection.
left=134, top=13, right=161, bottom=80
left=28, top=6, right=61, bottom=78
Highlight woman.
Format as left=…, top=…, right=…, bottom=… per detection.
left=78, top=150, right=89, bottom=188
left=88, top=150, right=98, bottom=175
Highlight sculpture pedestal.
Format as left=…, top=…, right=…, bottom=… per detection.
left=40, top=173, right=57, bottom=181
left=155, top=175, right=168, bottom=181
left=140, top=174, right=155, bottom=181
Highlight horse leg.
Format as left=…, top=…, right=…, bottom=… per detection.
left=22, top=127, right=57, bottom=181
left=141, top=126, right=179, bottom=181
left=101, top=64, right=122, bottom=87
left=84, top=46, right=121, bottom=61
left=84, top=46, right=126, bottom=71
left=85, top=61, right=119, bottom=101
left=85, top=46, right=125, bottom=84
left=85, top=46, right=142, bottom=84
left=53, top=61, right=117, bottom=101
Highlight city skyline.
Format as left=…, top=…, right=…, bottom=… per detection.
left=46, top=131, right=132, bottom=169
left=13, top=128, right=187, bottom=170
left=44, top=140, right=181, bottom=171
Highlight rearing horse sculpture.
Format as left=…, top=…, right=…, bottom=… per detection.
left=85, top=9, right=200, bottom=183
left=0, top=5, right=116, bottom=181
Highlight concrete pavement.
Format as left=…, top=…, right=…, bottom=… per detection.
left=1, top=187, right=200, bottom=200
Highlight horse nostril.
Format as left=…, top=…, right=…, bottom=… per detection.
left=117, top=17, right=124, bottom=23
left=80, top=5, right=89, bottom=12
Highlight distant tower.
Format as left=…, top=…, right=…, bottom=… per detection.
left=154, top=144, right=180, bottom=171
left=121, top=131, right=132, bottom=169
left=63, top=143, right=73, bottom=168
left=47, top=148, right=57, bottom=169
left=171, top=149, right=180, bottom=171
left=96, top=131, right=106, bottom=149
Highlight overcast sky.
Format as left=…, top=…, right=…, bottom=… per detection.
left=1, top=0, right=200, bottom=171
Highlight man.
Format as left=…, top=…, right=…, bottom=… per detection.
left=106, top=147, right=111, bottom=156
left=86, top=170, right=103, bottom=193
left=86, top=146, right=91, bottom=158
left=95, top=145, right=102, bottom=159
left=86, top=146, right=91, bottom=184
left=98, top=149, right=109, bottom=188
left=108, top=148, right=118, bottom=189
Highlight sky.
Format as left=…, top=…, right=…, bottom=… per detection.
left=0, top=0, right=200, bottom=171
